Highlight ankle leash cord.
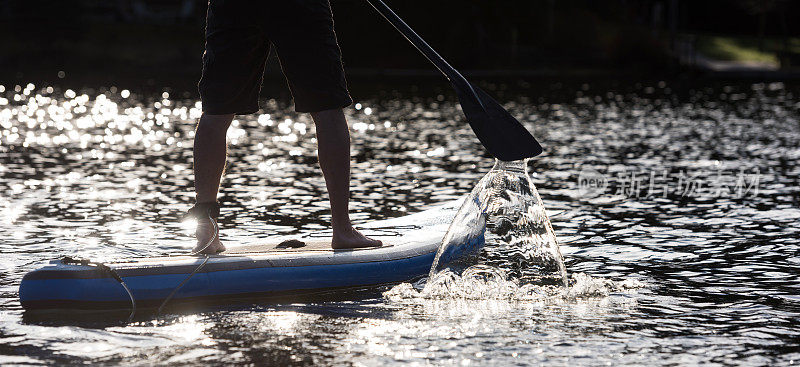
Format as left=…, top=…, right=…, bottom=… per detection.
left=157, top=204, right=219, bottom=315
left=60, top=256, right=137, bottom=322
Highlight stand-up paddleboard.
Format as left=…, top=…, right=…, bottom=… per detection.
left=19, top=198, right=484, bottom=312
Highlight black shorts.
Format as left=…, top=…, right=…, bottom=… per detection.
left=198, top=0, right=352, bottom=114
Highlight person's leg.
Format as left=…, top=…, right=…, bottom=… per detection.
left=192, top=113, right=234, bottom=254
left=195, top=0, right=269, bottom=253
left=263, top=1, right=378, bottom=248
left=311, top=108, right=382, bottom=249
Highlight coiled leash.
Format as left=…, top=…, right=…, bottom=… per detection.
left=156, top=201, right=220, bottom=315
left=60, top=256, right=137, bottom=322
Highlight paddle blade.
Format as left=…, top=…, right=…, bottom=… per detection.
left=455, top=83, right=543, bottom=161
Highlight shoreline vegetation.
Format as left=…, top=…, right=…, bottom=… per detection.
left=2, top=1, right=799, bottom=96
left=2, top=23, right=798, bottom=89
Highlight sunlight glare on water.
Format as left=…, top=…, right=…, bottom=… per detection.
left=1, top=81, right=799, bottom=365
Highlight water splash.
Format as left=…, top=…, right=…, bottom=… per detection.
left=385, top=267, right=645, bottom=302
left=429, top=159, right=568, bottom=287
left=389, top=160, right=646, bottom=304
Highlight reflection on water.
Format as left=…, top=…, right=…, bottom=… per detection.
left=1, top=81, right=800, bottom=365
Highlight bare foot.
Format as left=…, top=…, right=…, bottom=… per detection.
left=331, top=227, right=382, bottom=249
left=193, top=217, right=226, bottom=254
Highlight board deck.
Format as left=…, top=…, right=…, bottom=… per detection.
left=224, top=239, right=393, bottom=254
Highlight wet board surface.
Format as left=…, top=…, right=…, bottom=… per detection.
left=224, top=239, right=394, bottom=254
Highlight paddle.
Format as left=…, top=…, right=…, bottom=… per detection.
left=365, top=0, right=544, bottom=161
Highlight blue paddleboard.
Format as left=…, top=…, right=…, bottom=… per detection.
left=19, top=199, right=484, bottom=311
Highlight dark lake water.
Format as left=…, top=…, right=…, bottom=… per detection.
left=1, top=80, right=799, bottom=365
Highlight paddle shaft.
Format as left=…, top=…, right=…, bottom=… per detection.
left=365, top=0, right=469, bottom=89
left=364, top=0, right=544, bottom=161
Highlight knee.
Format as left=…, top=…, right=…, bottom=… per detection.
left=197, top=113, right=234, bottom=135
left=310, top=108, right=346, bottom=130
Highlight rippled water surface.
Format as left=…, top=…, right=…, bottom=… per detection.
left=1, top=81, right=799, bottom=365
